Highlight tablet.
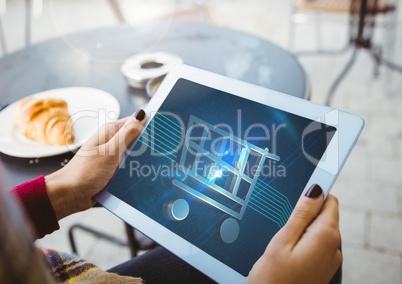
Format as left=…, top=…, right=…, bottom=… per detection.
left=94, top=64, right=364, bottom=283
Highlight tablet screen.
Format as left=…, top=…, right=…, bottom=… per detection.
left=106, top=78, right=336, bottom=276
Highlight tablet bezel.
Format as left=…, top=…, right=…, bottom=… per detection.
left=94, top=64, right=364, bottom=283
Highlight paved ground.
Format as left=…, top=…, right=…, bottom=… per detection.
left=2, top=0, right=402, bottom=283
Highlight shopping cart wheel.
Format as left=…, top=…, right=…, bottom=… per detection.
left=220, top=218, right=239, bottom=244
left=168, top=198, right=190, bottom=221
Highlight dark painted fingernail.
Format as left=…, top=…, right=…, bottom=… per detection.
left=305, top=184, right=322, bottom=198
left=133, top=109, right=145, bottom=121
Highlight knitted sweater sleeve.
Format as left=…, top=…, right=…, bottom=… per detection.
left=9, top=175, right=59, bottom=239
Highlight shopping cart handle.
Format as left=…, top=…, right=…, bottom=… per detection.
left=266, top=152, right=280, bottom=162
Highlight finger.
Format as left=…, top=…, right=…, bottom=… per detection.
left=101, top=118, right=129, bottom=145
left=103, top=109, right=147, bottom=159
left=314, top=194, right=339, bottom=230
left=304, top=194, right=341, bottom=250
left=291, top=194, right=341, bottom=262
left=277, top=184, right=325, bottom=248
left=83, top=118, right=128, bottom=149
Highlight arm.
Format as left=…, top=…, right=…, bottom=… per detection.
left=247, top=185, right=342, bottom=284
left=9, top=110, right=146, bottom=238
left=10, top=175, right=59, bottom=238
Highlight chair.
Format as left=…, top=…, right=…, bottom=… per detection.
left=22, top=0, right=129, bottom=47
left=68, top=222, right=158, bottom=258
left=68, top=205, right=158, bottom=258
left=108, top=0, right=210, bottom=23
left=107, top=0, right=125, bottom=23
left=20, top=0, right=208, bottom=48
left=289, top=0, right=401, bottom=105
left=0, top=0, right=38, bottom=53
left=289, top=0, right=396, bottom=54
left=289, top=0, right=349, bottom=54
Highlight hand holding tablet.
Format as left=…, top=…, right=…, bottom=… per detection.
left=248, top=187, right=341, bottom=284
left=94, top=64, right=363, bottom=283
left=45, top=112, right=147, bottom=220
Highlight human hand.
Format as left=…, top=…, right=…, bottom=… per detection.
left=45, top=110, right=146, bottom=220
left=247, top=185, right=342, bottom=284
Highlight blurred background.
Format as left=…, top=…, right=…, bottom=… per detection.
left=2, top=0, right=402, bottom=283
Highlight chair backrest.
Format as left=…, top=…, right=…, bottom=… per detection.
left=108, top=0, right=209, bottom=23
left=296, top=0, right=395, bottom=14
left=297, top=0, right=351, bottom=13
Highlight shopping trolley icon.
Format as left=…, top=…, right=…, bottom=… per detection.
left=170, top=115, right=280, bottom=243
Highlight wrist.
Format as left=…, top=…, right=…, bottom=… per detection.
left=45, top=171, right=75, bottom=220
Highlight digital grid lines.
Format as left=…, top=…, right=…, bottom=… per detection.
left=137, top=113, right=182, bottom=162
left=248, top=179, right=293, bottom=228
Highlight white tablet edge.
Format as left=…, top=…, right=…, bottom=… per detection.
left=94, top=64, right=364, bottom=283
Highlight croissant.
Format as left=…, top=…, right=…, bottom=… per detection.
left=16, top=97, right=75, bottom=145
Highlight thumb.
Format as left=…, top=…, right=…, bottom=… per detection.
left=278, top=184, right=324, bottom=247
left=104, top=109, right=147, bottom=159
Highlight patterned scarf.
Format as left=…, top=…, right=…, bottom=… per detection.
left=38, top=248, right=142, bottom=284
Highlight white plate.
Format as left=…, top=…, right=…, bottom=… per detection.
left=0, top=87, right=120, bottom=158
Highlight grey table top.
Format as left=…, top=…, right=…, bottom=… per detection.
left=0, top=22, right=307, bottom=189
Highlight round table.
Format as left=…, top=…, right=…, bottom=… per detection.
left=0, top=22, right=308, bottom=189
